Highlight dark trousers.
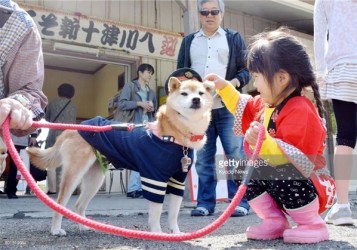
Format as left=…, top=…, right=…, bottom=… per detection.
left=244, top=163, right=317, bottom=209
left=332, top=99, right=357, bottom=148
left=5, top=145, right=26, bottom=195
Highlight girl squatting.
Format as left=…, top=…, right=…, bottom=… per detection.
left=206, top=27, right=335, bottom=244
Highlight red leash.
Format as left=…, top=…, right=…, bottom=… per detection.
left=31, top=120, right=140, bottom=132
left=2, top=118, right=265, bottom=241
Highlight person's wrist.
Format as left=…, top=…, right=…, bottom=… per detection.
left=8, top=94, right=31, bottom=109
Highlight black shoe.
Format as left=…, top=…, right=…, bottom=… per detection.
left=25, top=186, right=31, bottom=195
left=46, top=191, right=56, bottom=195
left=7, top=193, right=18, bottom=199
left=126, top=190, right=143, bottom=198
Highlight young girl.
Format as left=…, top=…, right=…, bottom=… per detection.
left=205, top=28, right=335, bottom=244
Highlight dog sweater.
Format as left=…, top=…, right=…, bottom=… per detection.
left=78, top=116, right=194, bottom=203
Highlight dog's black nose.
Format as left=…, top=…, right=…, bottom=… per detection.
left=191, top=98, right=201, bottom=109
left=192, top=97, right=200, bottom=104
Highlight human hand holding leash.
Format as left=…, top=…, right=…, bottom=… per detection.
left=0, top=98, right=33, bottom=130
left=245, top=121, right=265, bottom=147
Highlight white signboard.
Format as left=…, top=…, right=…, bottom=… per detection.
left=20, top=3, right=182, bottom=60
left=189, top=138, right=229, bottom=202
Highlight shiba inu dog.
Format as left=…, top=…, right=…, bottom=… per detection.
left=27, top=68, right=214, bottom=236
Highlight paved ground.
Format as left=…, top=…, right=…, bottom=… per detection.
left=0, top=190, right=356, bottom=250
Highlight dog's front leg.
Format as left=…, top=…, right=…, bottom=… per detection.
left=51, top=211, right=66, bottom=236
left=148, top=201, right=163, bottom=233
left=167, top=193, right=183, bottom=234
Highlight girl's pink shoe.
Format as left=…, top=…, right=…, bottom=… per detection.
left=246, top=192, right=290, bottom=240
left=284, top=198, right=329, bottom=244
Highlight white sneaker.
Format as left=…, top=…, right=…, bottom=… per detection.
left=325, top=204, right=354, bottom=226
left=231, top=206, right=249, bottom=217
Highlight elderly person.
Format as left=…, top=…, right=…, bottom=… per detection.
left=0, top=0, right=47, bottom=178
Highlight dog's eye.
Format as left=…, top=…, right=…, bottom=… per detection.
left=181, top=92, right=188, bottom=96
left=199, top=92, right=204, bottom=95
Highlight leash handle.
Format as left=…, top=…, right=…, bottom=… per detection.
left=243, top=123, right=266, bottom=158
left=242, top=124, right=266, bottom=185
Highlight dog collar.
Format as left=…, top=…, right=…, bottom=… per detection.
left=146, top=121, right=204, bottom=144
left=188, top=133, right=205, bottom=142
left=162, top=133, right=204, bottom=143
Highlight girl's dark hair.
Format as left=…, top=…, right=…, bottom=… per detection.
left=134, top=63, right=154, bottom=80
left=247, top=27, right=324, bottom=118
left=57, top=83, right=75, bottom=99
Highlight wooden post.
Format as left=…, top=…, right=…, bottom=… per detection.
left=176, top=0, right=200, bottom=35
left=175, top=0, right=199, bottom=203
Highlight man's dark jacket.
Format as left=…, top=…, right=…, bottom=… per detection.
left=177, top=28, right=250, bottom=91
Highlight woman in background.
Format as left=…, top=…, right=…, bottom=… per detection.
left=116, top=63, right=157, bottom=198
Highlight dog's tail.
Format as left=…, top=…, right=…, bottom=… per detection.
left=27, top=132, right=66, bottom=171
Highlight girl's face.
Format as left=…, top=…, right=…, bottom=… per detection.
left=252, top=71, right=291, bottom=106
left=252, top=72, right=274, bottom=105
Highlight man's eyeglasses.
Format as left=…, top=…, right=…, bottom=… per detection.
left=199, top=10, right=220, bottom=16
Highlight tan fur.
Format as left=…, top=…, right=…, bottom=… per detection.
left=27, top=77, right=213, bottom=236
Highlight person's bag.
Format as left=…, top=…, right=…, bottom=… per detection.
left=113, top=108, right=135, bottom=123
left=113, top=81, right=135, bottom=123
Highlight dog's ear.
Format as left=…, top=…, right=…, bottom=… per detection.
left=203, top=80, right=215, bottom=94
left=168, top=77, right=181, bottom=93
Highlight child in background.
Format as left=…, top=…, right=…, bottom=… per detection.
left=205, top=27, right=335, bottom=244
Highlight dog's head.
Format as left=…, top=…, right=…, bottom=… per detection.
left=166, top=77, right=214, bottom=119
left=0, top=136, right=7, bottom=176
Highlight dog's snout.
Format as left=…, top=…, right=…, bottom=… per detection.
left=190, top=97, right=201, bottom=109
left=192, top=97, right=200, bottom=104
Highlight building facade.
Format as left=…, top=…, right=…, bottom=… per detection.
left=16, top=0, right=314, bottom=119
left=15, top=0, right=336, bottom=193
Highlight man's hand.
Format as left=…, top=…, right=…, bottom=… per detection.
left=28, top=137, right=38, bottom=147
left=230, top=78, right=240, bottom=88
left=0, top=98, right=33, bottom=130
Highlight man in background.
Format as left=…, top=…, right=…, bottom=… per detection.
left=177, top=0, right=251, bottom=217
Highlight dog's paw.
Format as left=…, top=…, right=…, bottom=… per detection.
left=79, top=224, right=91, bottom=231
left=169, top=228, right=182, bottom=234
left=149, top=227, right=163, bottom=233
left=51, top=229, right=67, bottom=236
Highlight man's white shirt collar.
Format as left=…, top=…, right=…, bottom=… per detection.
left=195, top=27, right=226, bottom=38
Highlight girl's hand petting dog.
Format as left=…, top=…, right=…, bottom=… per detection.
left=204, top=73, right=230, bottom=90
left=245, top=121, right=264, bottom=147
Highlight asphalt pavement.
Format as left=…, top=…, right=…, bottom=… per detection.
left=0, top=189, right=356, bottom=250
